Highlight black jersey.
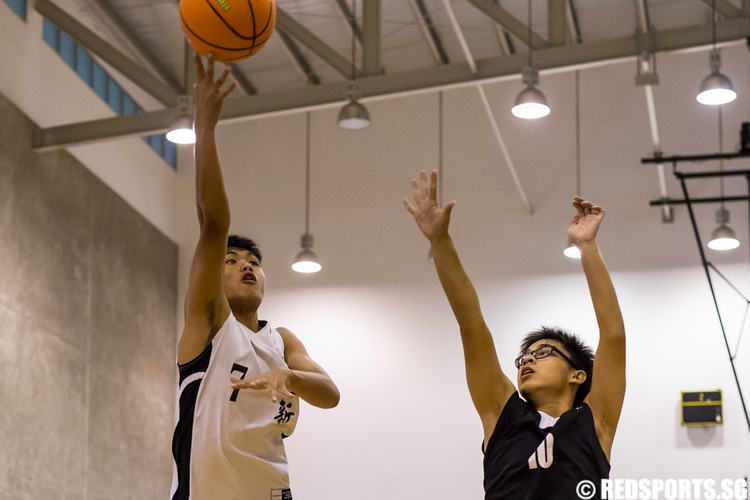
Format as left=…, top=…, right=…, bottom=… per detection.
left=483, top=392, right=610, bottom=500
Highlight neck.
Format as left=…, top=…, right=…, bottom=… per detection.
left=534, top=400, right=573, bottom=418
left=525, top=390, right=577, bottom=418
left=231, top=307, right=260, bottom=332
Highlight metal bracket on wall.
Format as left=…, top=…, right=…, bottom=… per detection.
left=641, top=152, right=750, bottom=434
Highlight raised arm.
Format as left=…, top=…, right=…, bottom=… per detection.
left=571, top=197, right=626, bottom=460
left=404, top=170, right=515, bottom=441
left=178, top=53, right=238, bottom=365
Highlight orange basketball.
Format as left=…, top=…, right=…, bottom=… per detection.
left=179, top=0, right=276, bottom=62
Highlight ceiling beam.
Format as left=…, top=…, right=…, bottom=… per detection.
left=700, top=0, right=743, bottom=18
left=490, top=0, right=515, bottom=55
left=230, top=68, right=258, bottom=95
left=361, top=0, right=381, bottom=76
left=333, top=0, right=362, bottom=42
left=409, top=0, right=450, bottom=65
left=567, top=0, right=582, bottom=43
left=33, top=0, right=180, bottom=107
left=34, top=108, right=175, bottom=152
left=548, top=0, right=567, bottom=46
left=34, top=18, right=750, bottom=151
left=464, top=0, right=548, bottom=49
left=275, top=29, right=321, bottom=86
left=275, top=7, right=354, bottom=78
left=88, top=0, right=182, bottom=90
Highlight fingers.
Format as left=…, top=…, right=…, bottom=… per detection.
left=572, top=196, right=605, bottom=216
left=403, top=198, right=416, bottom=215
left=230, top=374, right=294, bottom=403
left=443, top=200, right=456, bottom=220
left=428, top=169, right=438, bottom=201
left=216, top=64, right=232, bottom=87
left=194, top=52, right=235, bottom=92
left=219, top=79, right=237, bottom=100
left=410, top=177, right=420, bottom=202
left=409, top=170, right=439, bottom=202
left=194, top=51, right=204, bottom=76
left=205, top=52, right=215, bottom=79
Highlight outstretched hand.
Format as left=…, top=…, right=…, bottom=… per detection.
left=193, top=52, right=237, bottom=131
left=403, top=170, right=456, bottom=242
left=568, top=196, right=605, bottom=247
left=230, top=368, right=295, bottom=404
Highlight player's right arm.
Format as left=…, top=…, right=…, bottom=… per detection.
left=404, top=170, right=516, bottom=443
left=178, top=53, right=238, bottom=365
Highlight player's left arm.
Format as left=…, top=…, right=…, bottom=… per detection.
left=571, top=197, right=626, bottom=461
left=231, top=328, right=340, bottom=409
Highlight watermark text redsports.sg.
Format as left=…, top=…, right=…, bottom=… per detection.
left=575, top=478, right=748, bottom=500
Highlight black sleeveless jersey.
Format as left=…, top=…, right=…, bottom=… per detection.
left=483, top=393, right=610, bottom=500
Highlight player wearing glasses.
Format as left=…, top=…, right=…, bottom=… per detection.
left=404, top=170, right=626, bottom=500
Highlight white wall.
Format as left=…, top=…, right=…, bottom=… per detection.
left=258, top=263, right=750, bottom=499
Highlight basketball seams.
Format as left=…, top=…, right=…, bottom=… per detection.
left=180, top=0, right=275, bottom=61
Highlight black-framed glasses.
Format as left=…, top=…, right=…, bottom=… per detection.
left=514, top=344, right=581, bottom=370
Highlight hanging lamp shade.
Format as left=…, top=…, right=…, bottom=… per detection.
left=697, top=50, right=737, bottom=106
left=166, top=95, right=196, bottom=144
left=563, top=242, right=581, bottom=259
left=166, top=114, right=195, bottom=144
left=707, top=208, right=740, bottom=250
left=708, top=224, right=740, bottom=250
left=337, top=99, right=370, bottom=130
left=512, top=85, right=550, bottom=119
left=512, top=67, right=550, bottom=119
left=292, top=233, right=322, bottom=273
left=697, top=72, right=737, bottom=105
left=292, top=248, right=322, bottom=273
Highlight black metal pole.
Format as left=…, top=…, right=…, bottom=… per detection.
left=679, top=176, right=750, bottom=433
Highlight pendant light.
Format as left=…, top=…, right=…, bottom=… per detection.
left=564, top=71, right=582, bottom=259
left=708, top=107, right=740, bottom=250
left=696, top=0, right=737, bottom=106
left=166, top=95, right=196, bottom=144
left=337, top=0, right=370, bottom=130
left=512, top=0, right=550, bottom=119
left=292, top=112, right=322, bottom=273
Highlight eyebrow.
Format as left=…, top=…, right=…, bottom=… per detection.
left=225, top=250, right=258, bottom=262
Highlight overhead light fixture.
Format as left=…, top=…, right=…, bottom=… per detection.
left=563, top=243, right=581, bottom=259
left=512, top=0, right=549, bottom=119
left=166, top=95, right=196, bottom=144
left=565, top=71, right=582, bottom=260
left=697, top=50, right=737, bottom=105
left=292, top=112, right=322, bottom=274
left=697, top=0, right=736, bottom=106
left=708, top=208, right=740, bottom=250
left=337, top=0, right=370, bottom=130
left=337, top=86, right=370, bottom=130
left=512, top=67, right=550, bottom=119
left=292, top=233, right=322, bottom=273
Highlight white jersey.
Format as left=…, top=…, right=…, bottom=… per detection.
left=171, top=314, right=299, bottom=500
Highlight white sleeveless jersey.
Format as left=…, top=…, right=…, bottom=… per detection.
left=171, top=314, right=299, bottom=500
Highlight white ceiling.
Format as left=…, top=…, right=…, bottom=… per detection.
left=15, top=0, right=750, bottom=289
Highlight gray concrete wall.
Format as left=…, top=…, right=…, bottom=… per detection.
left=0, top=92, right=178, bottom=500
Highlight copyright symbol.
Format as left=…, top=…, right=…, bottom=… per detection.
left=576, top=480, right=596, bottom=500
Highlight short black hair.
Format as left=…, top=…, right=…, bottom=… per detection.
left=227, top=235, right=262, bottom=264
left=520, top=326, right=594, bottom=407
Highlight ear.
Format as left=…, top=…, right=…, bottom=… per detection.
left=569, top=369, right=587, bottom=386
